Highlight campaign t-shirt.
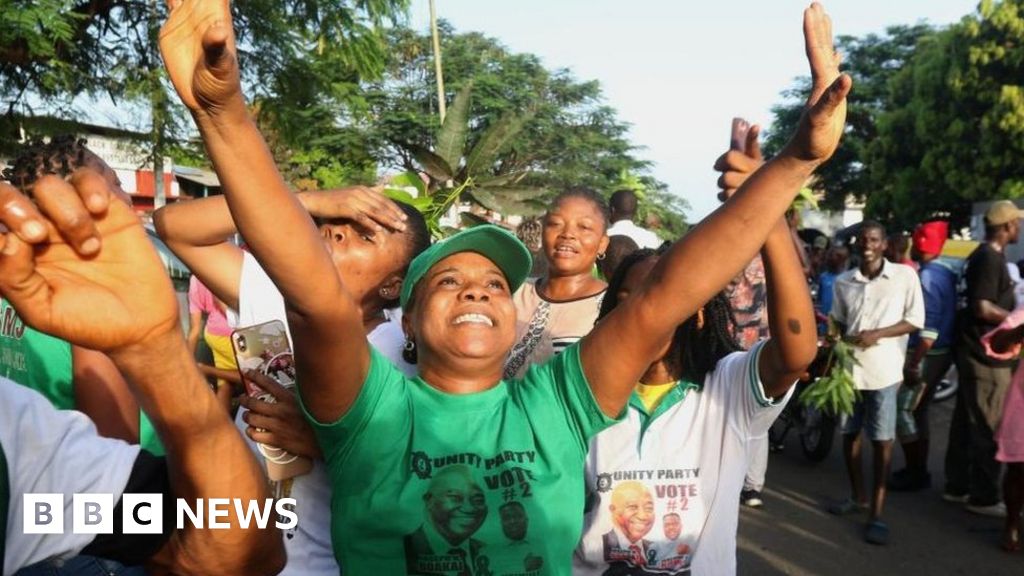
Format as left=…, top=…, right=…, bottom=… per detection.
left=574, top=342, right=792, bottom=576
left=0, top=299, right=74, bottom=410
left=958, top=243, right=1016, bottom=366
left=306, top=343, right=619, bottom=575
left=236, top=252, right=414, bottom=576
left=1, top=377, right=140, bottom=574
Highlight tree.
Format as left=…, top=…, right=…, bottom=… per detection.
left=368, top=23, right=688, bottom=232
left=867, top=0, right=1024, bottom=231
left=764, top=24, right=934, bottom=211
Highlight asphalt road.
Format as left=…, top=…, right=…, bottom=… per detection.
left=736, top=397, right=1022, bottom=575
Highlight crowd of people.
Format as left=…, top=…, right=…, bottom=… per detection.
left=0, top=0, right=1020, bottom=575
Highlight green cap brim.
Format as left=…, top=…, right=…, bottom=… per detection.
left=400, top=224, right=533, bottom=310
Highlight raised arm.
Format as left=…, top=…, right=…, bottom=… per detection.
left=159, top=0, right=405, bottom=421
left=154, top=196, right=244, bottom=309
left=582, top=2, right=850, bottom=416
left=0, top=174, right=283, bottom=574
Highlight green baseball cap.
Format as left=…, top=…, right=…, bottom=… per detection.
left=400, top=224, right=533, bottom=310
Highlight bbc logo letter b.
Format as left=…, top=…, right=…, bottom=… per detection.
left=73, top=494, right=114, bottom=534
left=23, top=494, right=64, bottom=534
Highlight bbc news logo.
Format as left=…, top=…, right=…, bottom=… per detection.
left=23, top=494, right=298, bottom=534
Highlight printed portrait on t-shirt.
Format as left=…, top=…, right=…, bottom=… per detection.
left=592, top=473, right=696, bottom=576
left=403, top=462, right=546, bottom=576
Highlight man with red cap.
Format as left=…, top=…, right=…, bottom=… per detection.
left=891, top=220, right=957, bottom=491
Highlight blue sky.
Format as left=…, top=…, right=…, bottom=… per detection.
left=409, top=0, right=982, bottom=221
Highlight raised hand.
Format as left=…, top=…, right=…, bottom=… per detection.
left=159, top=0, right=243, bottom=116
left=0, top=171, right=179, bottom=353
left=715, top=125, right=764, bottom=199
left=300, top=186, right=409, bottom=234
left=783, top=2, right=852, bottom=165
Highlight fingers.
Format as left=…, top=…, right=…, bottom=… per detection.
left=0, top=183, right=48, bottom=248
left=32, top=175, right=102, bottom=255
left=311, top=186, right=409, bottom=233
left=68, top=169, right=115, bottom=215
left=242, top=411, right=279, bottom=432
left=243, top=369, right=292, bottom=400
left=0, top=233, right=51, bottom=329
left=747, top=125, right=763, bottom=161
left=809, top=74, right=852, bottom=119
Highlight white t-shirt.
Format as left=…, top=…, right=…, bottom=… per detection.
left=831, top=259, right=925, bottom=390
left=574, top=342, right=792, bottom=576
left=2, top=377, right=140, bottom=574
left=236, top=252, right=414, bottom=575
left=607, top=220, right=662, bottom=250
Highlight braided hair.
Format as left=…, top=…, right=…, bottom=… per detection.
left=599, top=246, right=741, bottom=385
left=2, top=135, right=91, bottom=191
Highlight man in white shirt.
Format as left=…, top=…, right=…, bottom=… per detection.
left=607, top=190, right=662, bottom=250
left=828, top=221, right=924, bottom=545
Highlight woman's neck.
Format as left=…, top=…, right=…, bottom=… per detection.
left=540, top=272, right=605, bottom=301
left=640, top=359, right=678, bottom=386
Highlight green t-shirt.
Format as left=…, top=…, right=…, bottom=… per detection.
left=0, top=299, right=163, bottom=455
left=0, top=299, right=74, bottom=410
left=306, top=343, right=618, bottom=575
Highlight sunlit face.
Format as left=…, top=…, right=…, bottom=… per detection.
left=542, top=197, right=609, bottom=277
left=408, top=251, right=517, bottom=366
left=663, top=513, right=681, bottom=540
left=318, top=218, right=410, bottom=305
left=424, top=467, right=488, bottom=545
left=609, top=481, right=655, bottom=543
left=856, top=227, right=887, bottom=266
left=1010, top=219, right=1021, bottom=244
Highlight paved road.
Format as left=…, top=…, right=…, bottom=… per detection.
left=737, top=397, right=1022, bottom=575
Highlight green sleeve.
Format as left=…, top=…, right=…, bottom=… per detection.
left=299, top=346, right=410, bottom=463
left=514, top=343, right=622, bottom=458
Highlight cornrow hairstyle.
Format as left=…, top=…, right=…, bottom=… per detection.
left=598, top=245, right=741, bottom=386
left=2, top=134, right=90, bottom=192
left=548, top=187, right=610, bottom=231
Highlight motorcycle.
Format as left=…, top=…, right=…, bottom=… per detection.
left=768, top=317, right=839, bottom=463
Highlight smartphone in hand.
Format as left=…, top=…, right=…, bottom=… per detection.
left=231, top=320, right=312, bottom=481
left=719, top=117, right=752, bottom=202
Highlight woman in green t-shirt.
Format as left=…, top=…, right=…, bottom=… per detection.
left=159, top=0, right=851, bottom=572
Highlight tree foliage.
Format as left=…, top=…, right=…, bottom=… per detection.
left=764, top=24, right=934, bottom=211
left=868, top=0, right=1024, bottom=230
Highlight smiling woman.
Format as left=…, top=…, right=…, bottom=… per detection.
left=505, top=188, right=611, bottom=379
left=159, top=0, right=850, bottom=573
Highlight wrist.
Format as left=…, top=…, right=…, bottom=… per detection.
left=192, top=98, right=252, bottom=133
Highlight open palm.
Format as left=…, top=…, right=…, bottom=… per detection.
left=1, top=200, right=179, bottom=353
left=159, top=0, right=242, bottom=114
left=787, top=3, right=852, bottom=164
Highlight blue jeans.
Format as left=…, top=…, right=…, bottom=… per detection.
left=15, top=555, right=147, bottom=576
left=841, top=383, right=899, bottom=442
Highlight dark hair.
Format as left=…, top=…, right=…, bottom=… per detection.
left=548, top=187, right=609, bottom=230
left=859, top=220, right=887, bottom=238
left=2, top=134, right=91, bottom=191
left=599, top=247, right=741, bottom=385
left=599, top=235, right=639, bottom=280
left=396, top=201, right=431, bottom=269
left=609, top=189, right=638, bottom=217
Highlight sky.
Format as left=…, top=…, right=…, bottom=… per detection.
left=408, top=0, right=982, bottom=221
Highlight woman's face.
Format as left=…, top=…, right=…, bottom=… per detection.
left=409, top=251, right=517, bottom=368
left=318, top=218, right=410, bottom=305
left=542, top=197, right=609, bottom=277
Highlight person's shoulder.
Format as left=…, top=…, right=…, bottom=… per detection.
left=835, top=268, right=857, bottom=283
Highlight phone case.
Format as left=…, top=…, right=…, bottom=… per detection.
left=731, top=117, right=751, bottom=154
left=230, top=320, right=312, bottom=481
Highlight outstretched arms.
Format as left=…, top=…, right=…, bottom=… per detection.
left=581, top=2, right=850, bottom=416
left=0, top=175, right=283, bottom=574
left=159, top=0, right=405, bottom=422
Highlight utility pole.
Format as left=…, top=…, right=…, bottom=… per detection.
left=429, top=0, right=446, bottom=124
